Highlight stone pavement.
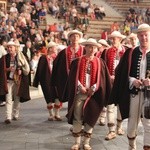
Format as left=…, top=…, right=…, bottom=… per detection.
left=0, top=95, right=144, bottom=150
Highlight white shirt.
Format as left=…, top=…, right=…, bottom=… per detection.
left=0, top=45, right=7, bottom=58
left=129, top=48, right=150, bottom=89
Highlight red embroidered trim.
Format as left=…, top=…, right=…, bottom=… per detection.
left=66, top=46, right=84, bottom=71
left=47, top=105, right=53, bottom=110
left=79, top=56, right=97, bottom=87
left=54, top=102, right=63, bottom=109
left=79, top=56, right=86, bottom=86
left=90, top=58, right=98, bottom=86
left=96, top=51, right=102, bottom=58
left=107, top=46, right=125, bottom=75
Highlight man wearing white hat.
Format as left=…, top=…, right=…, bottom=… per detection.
left=2, top=41, right=30, bottom=124
left=101, top=30, right=127, bottom=140
left=51, top=30, right=84, bottom=119
left=96, top=39, right=110, bottom=126
left=63, top=38, right=112, bottom=150
left=109, top=23, right=150, bottom=150
left=128, top=33, right=139, bottom=49
left=33, top=42, right=62, bottom=121
left=95, top=39, right=109, bottom=58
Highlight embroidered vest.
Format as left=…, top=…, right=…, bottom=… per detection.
left=78, top=56, right=98, bottom=87
left=66, top=45, right=84, bottom=74
left=106, top=46, right=125, bottom=75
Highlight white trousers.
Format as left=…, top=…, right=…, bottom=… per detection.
left=5, top=80, right=20, bottom=120
left=73, top=93, right=93, bottom=134
left=128, top=92, right=150, bottom=146
left=103, top=104, right=122, bottom=132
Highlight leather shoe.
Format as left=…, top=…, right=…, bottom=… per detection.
left=5, top=119, right=11, bottom=124
left=144, top=145, right=150, bottom=150
left=48, top=116, right=54, bottom=121
left=83, top=144, right=92, bottom=150
left=54, top=116, right=62, bottom=121
left=12, top=117, right=19, bottom=121
left=117, top=128, right=125, bottom=135
left=71, top=144, right=80, bottom=150
left=105, top=131, right=116, bottom=140
left=0, top=101, right=6, bottom=107
left=99, top=121, right=105, bottom=126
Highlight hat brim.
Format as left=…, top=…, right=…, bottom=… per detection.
left=7, top=44, right=20, bottom=47
left=108, top=35, right=126, bottom=39
left=136, top=27, right=150, bottom=33
left=68, top=31, right=83, bottom=39
left=81, top=42, right=101, bottom=47
left=98, top=41, right=109, bottom=47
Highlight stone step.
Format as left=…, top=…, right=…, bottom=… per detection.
left=89, top=20, right=123, bottom=25
left=108, top=2, right=150, bottom=6
left=90, top=17, right=124, bottom=23
left=86, top=33, right=101, bottom=39
left=89, top=25, right=111, bottom=30
left=50, top=0, right=124, bottom=40
left=92, top=0, right=123, bottom=17
left=109, top=2, right=150, bottom=5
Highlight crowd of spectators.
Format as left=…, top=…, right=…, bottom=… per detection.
left=105, top=0, right=150, bottom=36
left=121, top=6, right=150, bottom=36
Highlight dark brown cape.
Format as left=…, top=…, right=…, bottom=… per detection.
left=0, top=55, right=8, bottom=95
left=109, top=48, right=133, bottom=119
left=33, top=55, right=58, bottom=103
left=63, top=57, right=112, bottom=127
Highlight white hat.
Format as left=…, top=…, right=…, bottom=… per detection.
left=47, top=41, right=58, bottom=48
left=67, top=30, right=83, bottom=38
left=128, top=33, right=137, bottom=39
left=98, top=39, right=110, bottom=47
left=109, top=31, right=126, bottom=39
left=12, top=3, right=16, bottom=6
left=7, top=41, right=20, bottom=47
left=81, top=38, right=101, bottom=47
left=137, top=23, right=150, bottom=33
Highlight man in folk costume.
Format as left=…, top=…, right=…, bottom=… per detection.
left=95, top=39, right=110, bottom=126
left=109, top=23, right=150, bottom=150
left=33, top=42, right=61, bottom=121
left=3, top=41, right=30, bottom=124
left=96, top=39, right=110, bottom=58
left=101, top=31, right=127, bottom=140
left=63, top=38, right=112, bottom=150
left=51, top=30, right=84, bottom=119
left=128, top=33, right=139, bottom=49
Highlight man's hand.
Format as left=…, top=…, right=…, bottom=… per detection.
left=111, top=75, right=115, bottom=83
left=80, top=86, right=87, bottom=94
left=18, top=69, right=22, bottom=75
left=142, top=78, right=150, bottom=87
left=86, top=88, right=94, bottom=97
left=133, top=79, right=143, bottom=88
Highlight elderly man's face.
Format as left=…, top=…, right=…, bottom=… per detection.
left=138, top=31, right=150, bottom=49
left=7, top=45, right=16, bottom=55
